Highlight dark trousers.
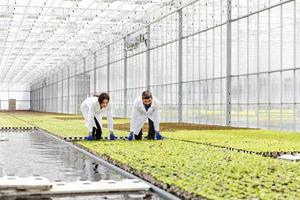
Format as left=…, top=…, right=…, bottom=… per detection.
left=135, top=118, right=155, bottom=140
left=92, top=117, right=102, bottom=140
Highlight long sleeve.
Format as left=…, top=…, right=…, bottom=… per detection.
left=87, top=102, right=96, bottom=132
left=106, top=105, right=114, bottom=132
left=130, top=104, right=137, bottom=132
left=151, top=107, right=160, bottom=131
left=149, top=97, right=160, bottom=132
left=130, top=98, right=141, bottom=132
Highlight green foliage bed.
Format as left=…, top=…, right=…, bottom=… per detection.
left=79, top=140, right=300, bottom=199
left=164, top=130, right=300, bottom=152
left=0, top=112, right=33, bottom=128
left=1, top=111, right=300, bottom=199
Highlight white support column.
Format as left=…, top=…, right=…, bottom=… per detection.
left=293, top=0, right=296, bottom=131
left=67, top=66, right=70, bottom=114
left=83, top=57, right=86, bottom=98
left=124, top=37, right=128, bottom=117
left=61, top=69, right=64, bottom=113
left=212, top=0, right=215, bottom=125
left=56, top=72, right=59, bottom=113
left=94, top=52, right=97, bottom=94
left=280, top=5, right=283, bottom=130
left=246, top=0, right=250, bottom=127
left=75, top=63, right=77, bottom=114
left=107, top=46, right=110, bottom=93
left=178, top=9, right=183, bottom=123
left=256, top=9, right=260, bottom=128
left=268, top=2, right=271, bottom=129
left=146, top=26, right=151, bottom=90
left=226, top=0, right=232, bottom=126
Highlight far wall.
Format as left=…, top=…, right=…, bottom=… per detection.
left=0, top=82, right=30, bottom=110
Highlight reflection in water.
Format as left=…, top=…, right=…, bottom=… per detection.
left=0, top=131, right=161, bottom=200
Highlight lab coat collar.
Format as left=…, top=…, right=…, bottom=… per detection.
left=137, top=96, right=158, bottom=113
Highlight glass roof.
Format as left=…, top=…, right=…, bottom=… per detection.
left=0, top=0, right=187, bottom=83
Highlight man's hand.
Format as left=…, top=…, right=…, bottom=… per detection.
left=128, top=132, right=134, bottom=141
left=85, top=135, right=94, bottom=141
left=155, top=131, right=163, bottom=140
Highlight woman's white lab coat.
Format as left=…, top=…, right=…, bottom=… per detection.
left=80, top=97, right=114, bottom=132
left=130, top=96, right=160, bottom=134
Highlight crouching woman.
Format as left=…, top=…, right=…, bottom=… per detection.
left=80, top=92, right=115, bottom=140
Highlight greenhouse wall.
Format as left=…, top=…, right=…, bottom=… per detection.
left=0, top=82, right=30, bottom=110
left=30, top=0, right=300, bottom=131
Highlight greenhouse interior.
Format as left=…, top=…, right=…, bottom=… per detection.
left=0, top=0, right=300, bottom=199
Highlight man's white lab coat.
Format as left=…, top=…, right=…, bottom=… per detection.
left=130, top=96, right=160, bottom=134
left=80, top=97, right=114, bottom=132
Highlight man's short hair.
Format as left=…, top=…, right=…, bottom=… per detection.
left=142, top=90, right=152, bottom=100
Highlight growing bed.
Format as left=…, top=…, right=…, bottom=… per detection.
left=1, top=111, right=300, bottom=199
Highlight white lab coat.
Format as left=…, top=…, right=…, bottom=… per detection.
left=80, top=97, right=114, bottom=133
left=130, top=96, right=160, bottom=134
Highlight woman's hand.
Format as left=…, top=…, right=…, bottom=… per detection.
left=109, top=131, right=115, bottom=140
